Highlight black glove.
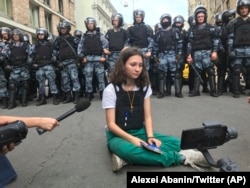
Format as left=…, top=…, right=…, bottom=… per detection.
left=5, top=65, right=12, bottom=72
left=78, top=54, right=84, bottom=61
left=58, top=63, right=64, bottom=70
left=32, top=64, right=38, bottom=70
left=51, top=56, right=57, bottom=63
left=228, top=51, right=236, bottom=61
left=0, top=56, right=5, bottom=62
left=26, top=57, right=33, bottom=64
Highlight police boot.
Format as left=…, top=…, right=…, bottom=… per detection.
left=36, top=94, right=41, bottom=102
left=157, top=74, right=165, bottom=99
left=86, top=92, right=93, bottom=101
left=245, top=68, right=250, bottom=89
left=36, top=95, right=47, bottom=106
left=8, top=90, right=17, bottom=109
left=232, top=75, right=240, bottom=98
left=73, top=91, right=80, bottom=104
left=59, top=92, right=66, bottom=102
left=209, top=75, right=218, bottom=97
left=217, top=75, right=225, bottom=96
left=174, top=74, right=183, bottom=98
left=53, top=94, right=59, bottom=105
left=2, top=97, right=8, bottom=109
left=63, top=92, right=73, bottom=103
left=189, top=77, right=200, bottom=97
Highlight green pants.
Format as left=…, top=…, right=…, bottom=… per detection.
left=106, top=127, right=182, bottom=167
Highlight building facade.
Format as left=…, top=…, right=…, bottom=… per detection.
left=74, top=0, right=116, bottom=34
left=0, top=0, right=76, bottom=42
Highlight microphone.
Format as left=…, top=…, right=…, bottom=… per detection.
left=36, top=99, right=91, bottom=135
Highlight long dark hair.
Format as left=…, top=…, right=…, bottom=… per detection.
left=109, top=47, right=150, bottom=88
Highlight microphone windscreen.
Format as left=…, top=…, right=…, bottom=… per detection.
left=75, top=99, right=91, bottom=112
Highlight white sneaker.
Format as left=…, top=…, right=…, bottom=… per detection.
left=179, top=149, right=210, bottom=172
left=111, top=154, right=127, bottom=172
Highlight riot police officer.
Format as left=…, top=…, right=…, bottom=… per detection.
left=32, top=27, right=59, bottom=106
left=172, top=15, right=187, bottom=98
left=5, top=28, right=33, bottom=109
left=227, top=0, right=250, bottom=98
left=0, top=28, right=9, bottom=109
left=105, top=13, right=127, bottom=75
left=126, top=9, right=154, bottom=71
left=154, top=13, right=183, bottom=98
left=214, top=13, right=228, bottom=95
left=222, top=9, right=236, bottom=93
left=186, top=5, right=219, bottom=97
left=53, top=20, right=81, bottom=104
left=77, top=17, right=109, bottom=100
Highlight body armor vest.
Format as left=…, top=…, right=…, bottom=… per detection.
left=84, top=33, right=102, bottom=55
left=114, top=84, right=148, bottom=131
left=107, top=29, right=126, bottom=51
left=233, top=18, right=250, bottom=47
left=57, top=36, right=76, bottom=60
left=158, top=29, right=176, bottom=52
left=192, top=24, right=212, bottom=51
left=129, top=25, right=149, bottom=48
left=35, top=42, right=53, bottom=64
left=9, top=43, right=28, bottom=66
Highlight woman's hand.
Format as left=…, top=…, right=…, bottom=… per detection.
left=0, top=120, right=15, bottom=154
left=1, top=143, right=15, bottom=155
left=129, top=136, right=147, bottom=147
left=147, top=137, right=162, bottom=148
left=37, top=118, right=59, bottom=131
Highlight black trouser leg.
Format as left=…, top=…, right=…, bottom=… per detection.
left=175, top=72, right=183, bottom=98
left=8, top=83, right=17, bottom=109
left=157, top=73, right=165, bottom=99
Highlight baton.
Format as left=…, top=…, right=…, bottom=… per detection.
left=189, top=63, right=204, bottom=84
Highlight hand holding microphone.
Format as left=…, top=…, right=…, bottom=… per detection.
left=36, top=99, right=91, bottom=135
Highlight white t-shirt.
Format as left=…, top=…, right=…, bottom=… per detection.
left=102, top=83, right=152, bottom=109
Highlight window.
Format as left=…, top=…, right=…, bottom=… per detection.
left=44, top=0, right=50, bottom=6
left=58, top=0, right=63, bottom=14
left=0, top=0, right=12, bottom=17
left=30, top=5, right=39, bottom=28
left=45, top=13, right=52, bottom=33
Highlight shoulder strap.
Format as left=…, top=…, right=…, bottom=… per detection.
left=112, top=83, right=122, bottom=95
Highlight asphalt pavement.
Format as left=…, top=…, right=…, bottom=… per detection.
left=3, top=85, right=250, bottom=188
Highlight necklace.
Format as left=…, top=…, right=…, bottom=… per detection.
left=127, top=91, right=135, bottom=114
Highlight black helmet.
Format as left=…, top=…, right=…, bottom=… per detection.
left=111, top=13, right=124, bottom=27
left=47, top=33, right=54, bottom=42
left=214, top=12, right=223, bottom=26
left=222, top=9, right=236, bottom=24
left=1, top=27, right=12, bottom=38
left=57, top=20, right=71, bottom=33
left=23, top=33, right=30, bottom=43
left=194, top=5, right=207, bottom=23
left=173, top=15, right=185, bottom=29
left=154, top=23, right=162, bottom=33
left=84, top=17, right=96, bottom=30
left=11, top=28, right=23, bottom=41
left=36, top=27, right=48, bottom=40
left=133, top=9, right=145, bottom=23
left=73, top=29, right=83, bottom=38
left=160, top=13, right=172, bottom=28
left=188, top=14, right=196, bottom=27
left=236, top=0, right=250, bottom=14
